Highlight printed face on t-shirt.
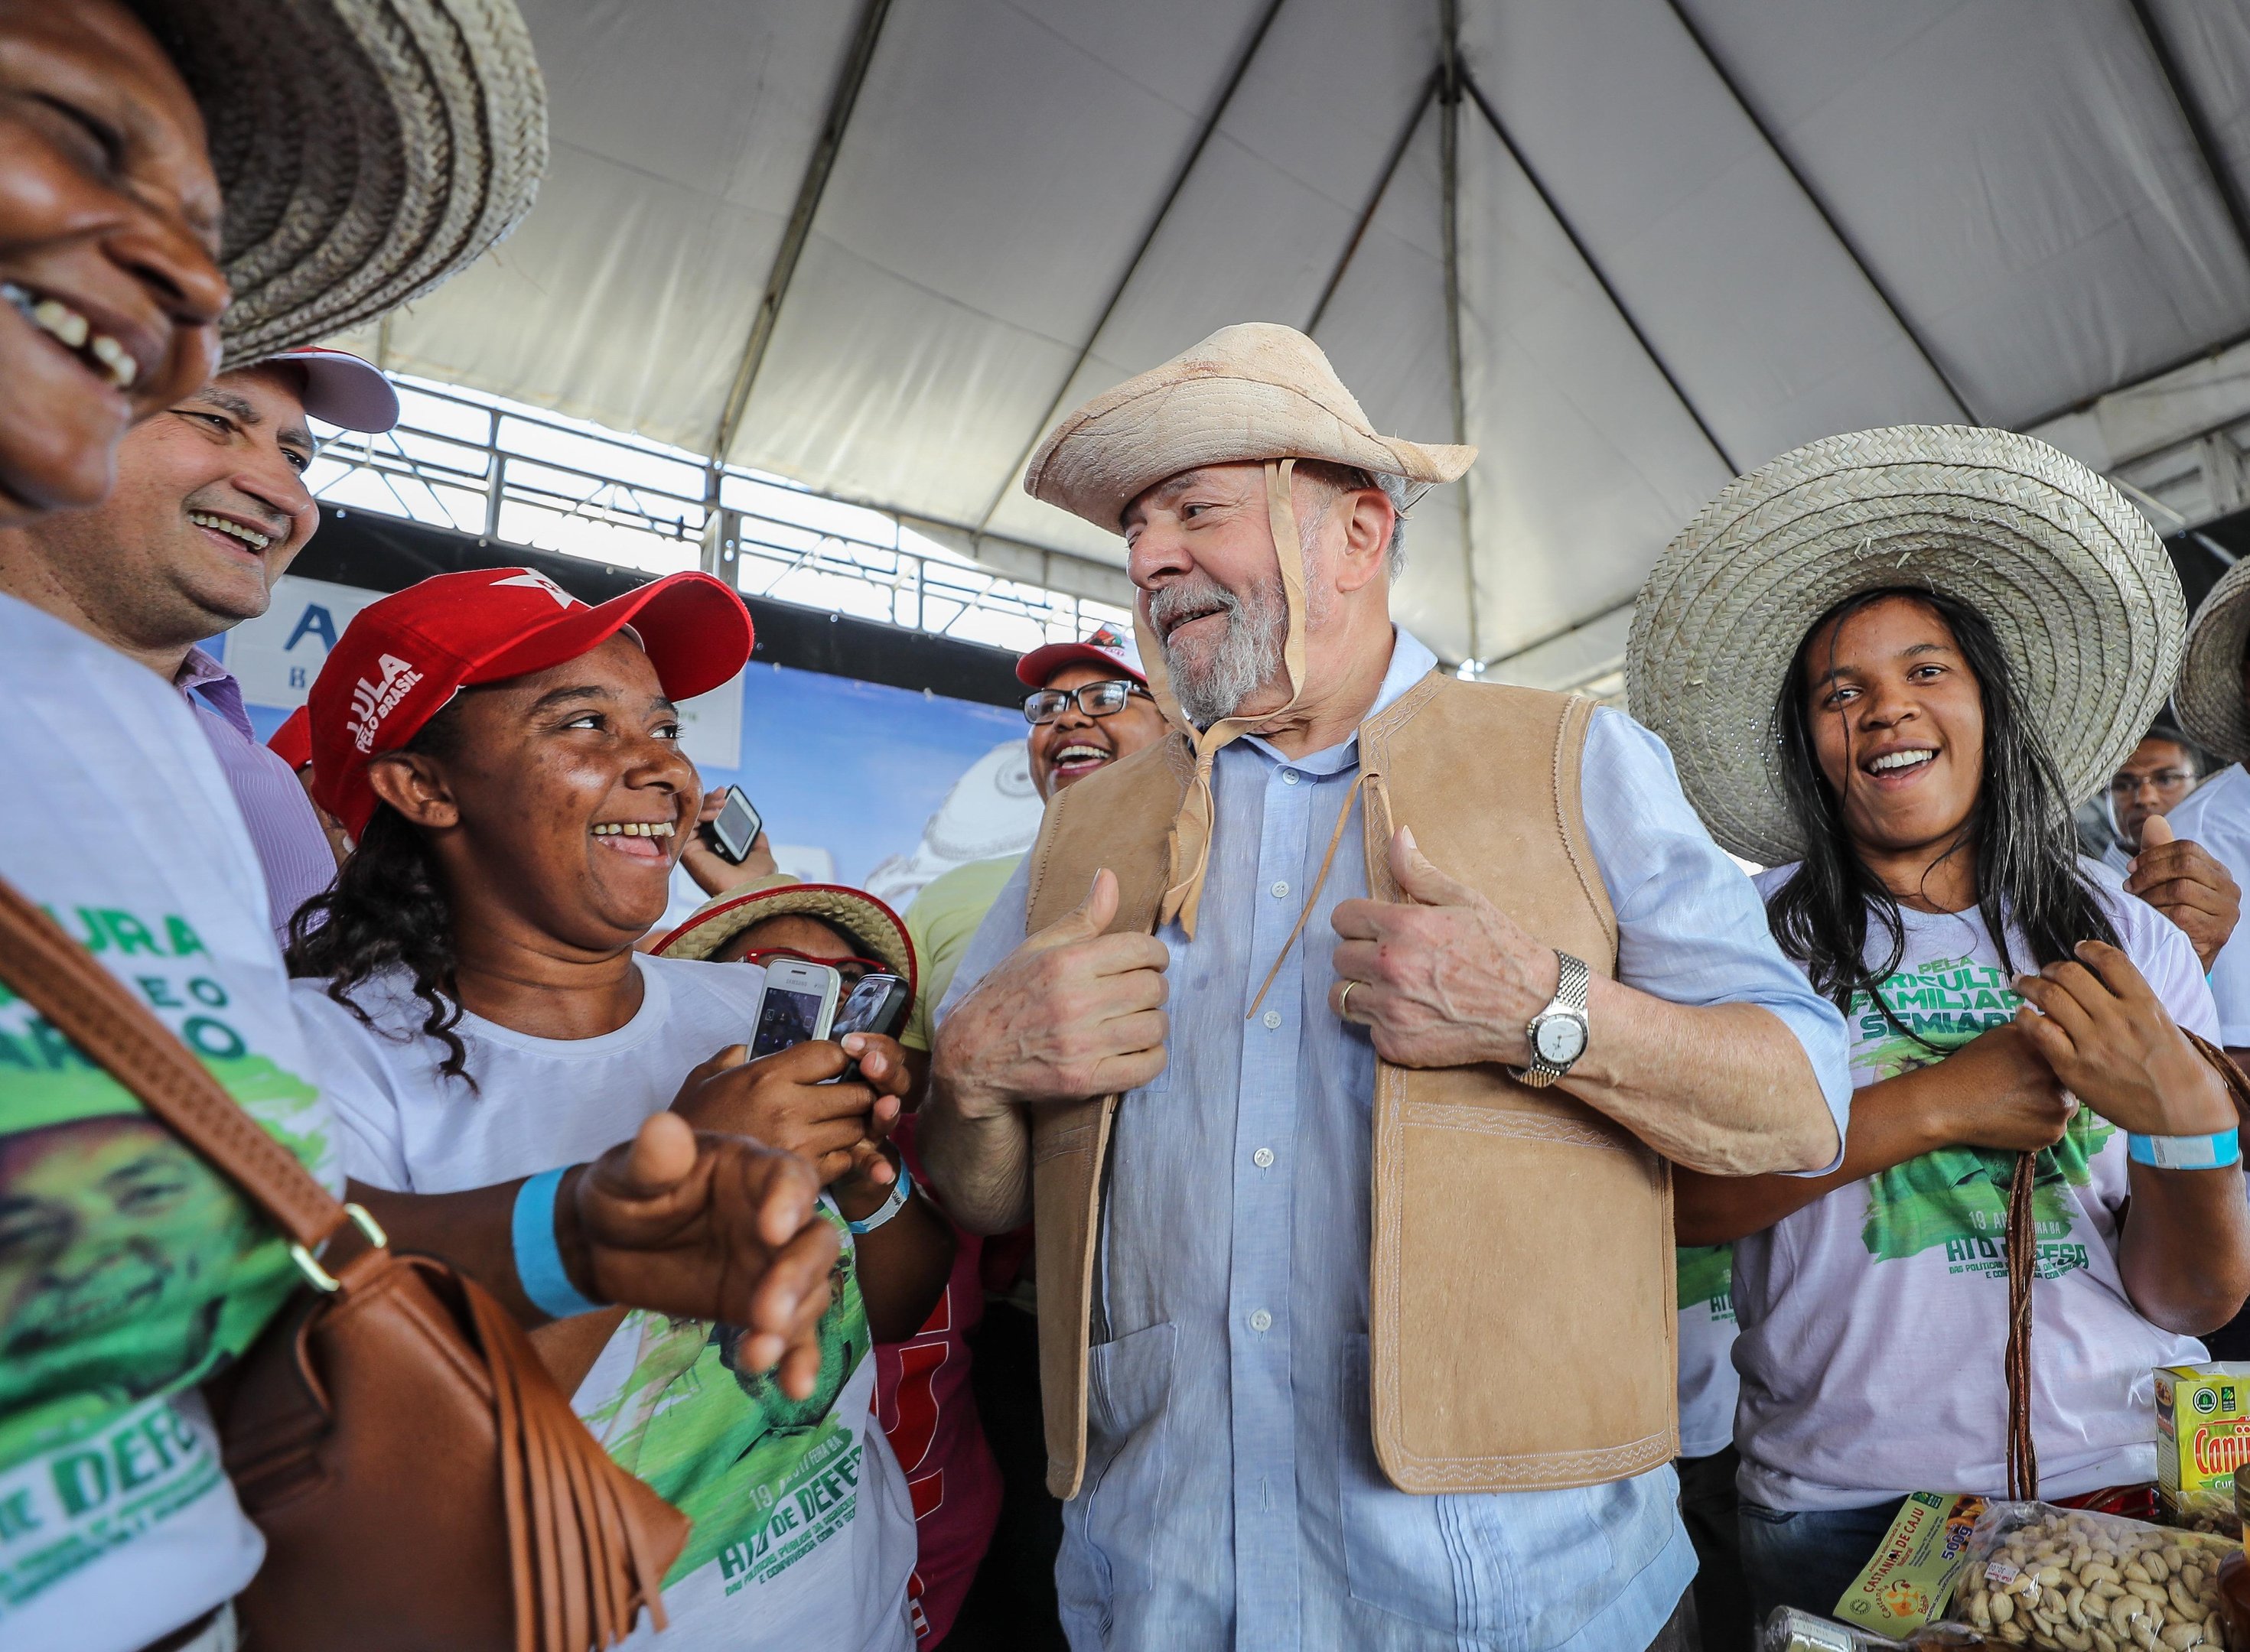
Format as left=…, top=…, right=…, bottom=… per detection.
left=1799, top=593, right=1986, bottom=865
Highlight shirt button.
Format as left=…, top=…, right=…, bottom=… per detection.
left=1252, top=1146, right=1275, bottom=1169
left=1281, top=769, right=1301, bottom=785
left=1249, top=1309, right=1273, bottom=1333
left=1270, top=880, right=1290, bottom=899
left=1262, top=1009, right=1282, bottom=1030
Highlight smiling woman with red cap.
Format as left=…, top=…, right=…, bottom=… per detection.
left=288, top=565, right=934, bottom=1650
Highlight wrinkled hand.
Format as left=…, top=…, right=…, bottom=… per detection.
left=931, top=869, right=1169, bottom=1117
left=672, top=1036, right=910, bottom=1187
left=1329, top=826, right=1552, bottom=1069
left=679, top=789, right=780, bottom=896
left=561, top=1112, right=840, bottom=1400
left=2125, top=815, right=2240, bottom=973
left=1922, top=1021, right=2076, bottom=1153
left=2013, top=940, right=2234, bottom=1138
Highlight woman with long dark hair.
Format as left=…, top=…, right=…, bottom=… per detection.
left=288, top=566, right=946, bottom=1650
left=1630, top=428, right=2250, bottom=1625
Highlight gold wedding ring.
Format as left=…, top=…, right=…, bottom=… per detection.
left=1339, top=980, right=1358, bottom=1021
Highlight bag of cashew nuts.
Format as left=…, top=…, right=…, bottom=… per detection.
left=1948, top=1502, right=2233, bottom=1652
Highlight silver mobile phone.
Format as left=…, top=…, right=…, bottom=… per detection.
left=749, top=958, right=842, bottom=1058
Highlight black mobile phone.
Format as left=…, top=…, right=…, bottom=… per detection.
left=702, top=785, right=762, bottom=865
left=829, top=971, right=911, bottom=1083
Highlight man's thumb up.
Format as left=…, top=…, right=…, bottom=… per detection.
left=1389, top=825, right=1479, bottom=909
left=1024, top=867, right=1120, bottom=954
left=2139, top=812, right=2176, bottom=852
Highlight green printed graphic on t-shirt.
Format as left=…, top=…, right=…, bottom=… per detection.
left=1848, top=951, right=2108, bottom=1276
left=583, top=1208, right=873, bottom=1595
left=0, top=904, right=327, bottom=1606
left=1677, top=1244, right=1735, bottom=1322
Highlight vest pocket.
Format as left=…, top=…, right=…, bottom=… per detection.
left=1063, top=1319, right=1178, bottom=1624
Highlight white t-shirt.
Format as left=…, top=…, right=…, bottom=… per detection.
left=0, top=595, right=340, bottom=1651
left=1675, top=1244, right=1739, bottom=1460
left=1733, top=861, right=2216, bottom=1511
left=292, top=955, right=915, bottom=1651
left=2161, top=764, right=2250, bottom=1044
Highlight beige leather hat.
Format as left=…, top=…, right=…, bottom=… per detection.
left=2173, top=558, right=2250, bottom=764
left=1024, top=322, right=1475, bottom=532
left=136, top=0, right=547, bottom=362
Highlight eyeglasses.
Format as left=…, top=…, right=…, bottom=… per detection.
left=2106, top=769, right=2200, bottom=798
left=734, top=946, right=886, bottom=987
left=1023, top=678, right=1149, bottom=725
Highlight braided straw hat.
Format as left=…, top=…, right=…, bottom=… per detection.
left=134, top=0, right=547, bottom=363
left=653, top=876, right=917, bottom=997
left=1627, top=424, right=2183, bottom=865
left=1024, top=323, right=1474, bottom=531
left=2173, top=558, right=2250, bottom=763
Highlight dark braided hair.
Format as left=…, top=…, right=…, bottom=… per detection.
left=1762, top=587, right=2119, bottom=1040
left=285, top=699, right=476, bottom=1084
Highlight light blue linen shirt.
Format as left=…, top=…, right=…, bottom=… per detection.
left=937, top=628, right=1853, bottom=1652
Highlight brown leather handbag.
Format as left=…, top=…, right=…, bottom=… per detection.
left=0, top=877, right=689, bottom=1651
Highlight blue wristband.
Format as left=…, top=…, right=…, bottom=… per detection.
left=2126, top=1127, right=2242, bottom=1170
left=848, top=1153, right=914, bottom=1236
left=513, top=1167, right=606, bottom=1317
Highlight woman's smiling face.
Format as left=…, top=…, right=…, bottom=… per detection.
left=1802, top=592, right=1987, bottom=862
left=405, top=633, right=702, bottom=951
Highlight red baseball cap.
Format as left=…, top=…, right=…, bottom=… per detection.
left=1015, top=623, right=1148, bottom=690
left=267, top=704, right=313, bottom=771
left=307, top=566, right=754, bottom=837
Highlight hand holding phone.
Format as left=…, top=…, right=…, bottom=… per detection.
left=829, top=973, right=911, bottom=1084
left=702, top=786, right=763, bottom=866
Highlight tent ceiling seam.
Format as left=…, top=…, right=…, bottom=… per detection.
left=1661, top=0, right=1981, bottom=428
left=970, top=0, right=1292, bottom=539
left=1481, top=593, right=1636, bottom=673
left=2121, top=0, right=2250, bottom=281
left=1460, top=73, right=1740, bottom=477
left=1441, top=0, right=1480, bottom=663
left=710, top=0, right=898, bottom=461
left=1306, top=68, right=1441, bottom=336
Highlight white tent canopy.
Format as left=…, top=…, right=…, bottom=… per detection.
left=334, top=0, right=2250, bottom=685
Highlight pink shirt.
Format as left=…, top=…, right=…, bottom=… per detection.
left=878, top=1117, right=1003, bottom=1645
left=177, top=649, right=335, bottom=945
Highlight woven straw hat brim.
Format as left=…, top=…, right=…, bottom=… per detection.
left=654, top=879, right=917, bottom=995
left=2174, top=558, right=2250, bottom=763
left=1024, top=322, right=1473, bottom=532
left=1626, top=424, right=2183, bottom=866
left=140, top=0, right=546, bottom=363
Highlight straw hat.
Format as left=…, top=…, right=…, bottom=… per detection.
left=135, top=0, right=548, bottom=363
left=1024, top=323, right=1475, bottom=532
left=654, top=876, right=917, bottom=996
left=2173, top=558, right=2250, bottom=763
left=1627, top=424, right=2183, bottom=866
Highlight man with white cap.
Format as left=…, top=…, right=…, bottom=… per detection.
left=0, top=346, right=400, bottom=943
left=920, top=324, right=1854, bottom=1651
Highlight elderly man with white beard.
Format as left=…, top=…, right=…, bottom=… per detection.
left=918, top=324, right=1854, bottom=1652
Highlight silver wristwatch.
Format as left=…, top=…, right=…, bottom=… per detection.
left=1514, top=950, right=1591, bottom=1088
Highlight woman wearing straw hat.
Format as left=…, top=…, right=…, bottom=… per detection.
left=1630, top=425, right=2250, bottom=1624
left=0, top=6, right=563, bottom=1651
left=2163, top=558, right=2250, bottom=1072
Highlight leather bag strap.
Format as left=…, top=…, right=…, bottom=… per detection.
left=0, top=875, right=347, bottom=1248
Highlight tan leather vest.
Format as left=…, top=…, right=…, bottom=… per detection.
left=1021, top=669, right=1679, bottom=1499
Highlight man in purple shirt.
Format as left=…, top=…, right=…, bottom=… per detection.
left=0, top=346, right=397, bottom=941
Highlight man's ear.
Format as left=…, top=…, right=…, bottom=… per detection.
left=1331, top=486, right=1396, bottom=597
left=366, top=750, right=461, bottom=831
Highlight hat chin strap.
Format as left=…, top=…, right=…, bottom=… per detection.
left=1132, top=457, right=1313, bottom=938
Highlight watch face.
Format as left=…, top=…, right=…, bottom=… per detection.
left=1535, top=1014, right=1587, bottom=1066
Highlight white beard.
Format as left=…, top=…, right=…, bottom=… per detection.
left=1150, top=572, right=1288, bottom=727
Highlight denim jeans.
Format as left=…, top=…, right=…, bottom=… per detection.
left=1737, top=1497, right=1906, bottom=1630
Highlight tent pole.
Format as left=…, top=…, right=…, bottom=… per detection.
left=971, top=0, right=1291, bottom=541
left=2124, top=0, right=2250, bottom=280
left=1460, top=74, right=1737, bottom=476
left=1307, top=69, right=1441, bottom=336
left=1660, top=0, right=1979, bottom=427
left=710, top=0, right=898, bottom=462
left=1441, top=0, right=1481, bottom=666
